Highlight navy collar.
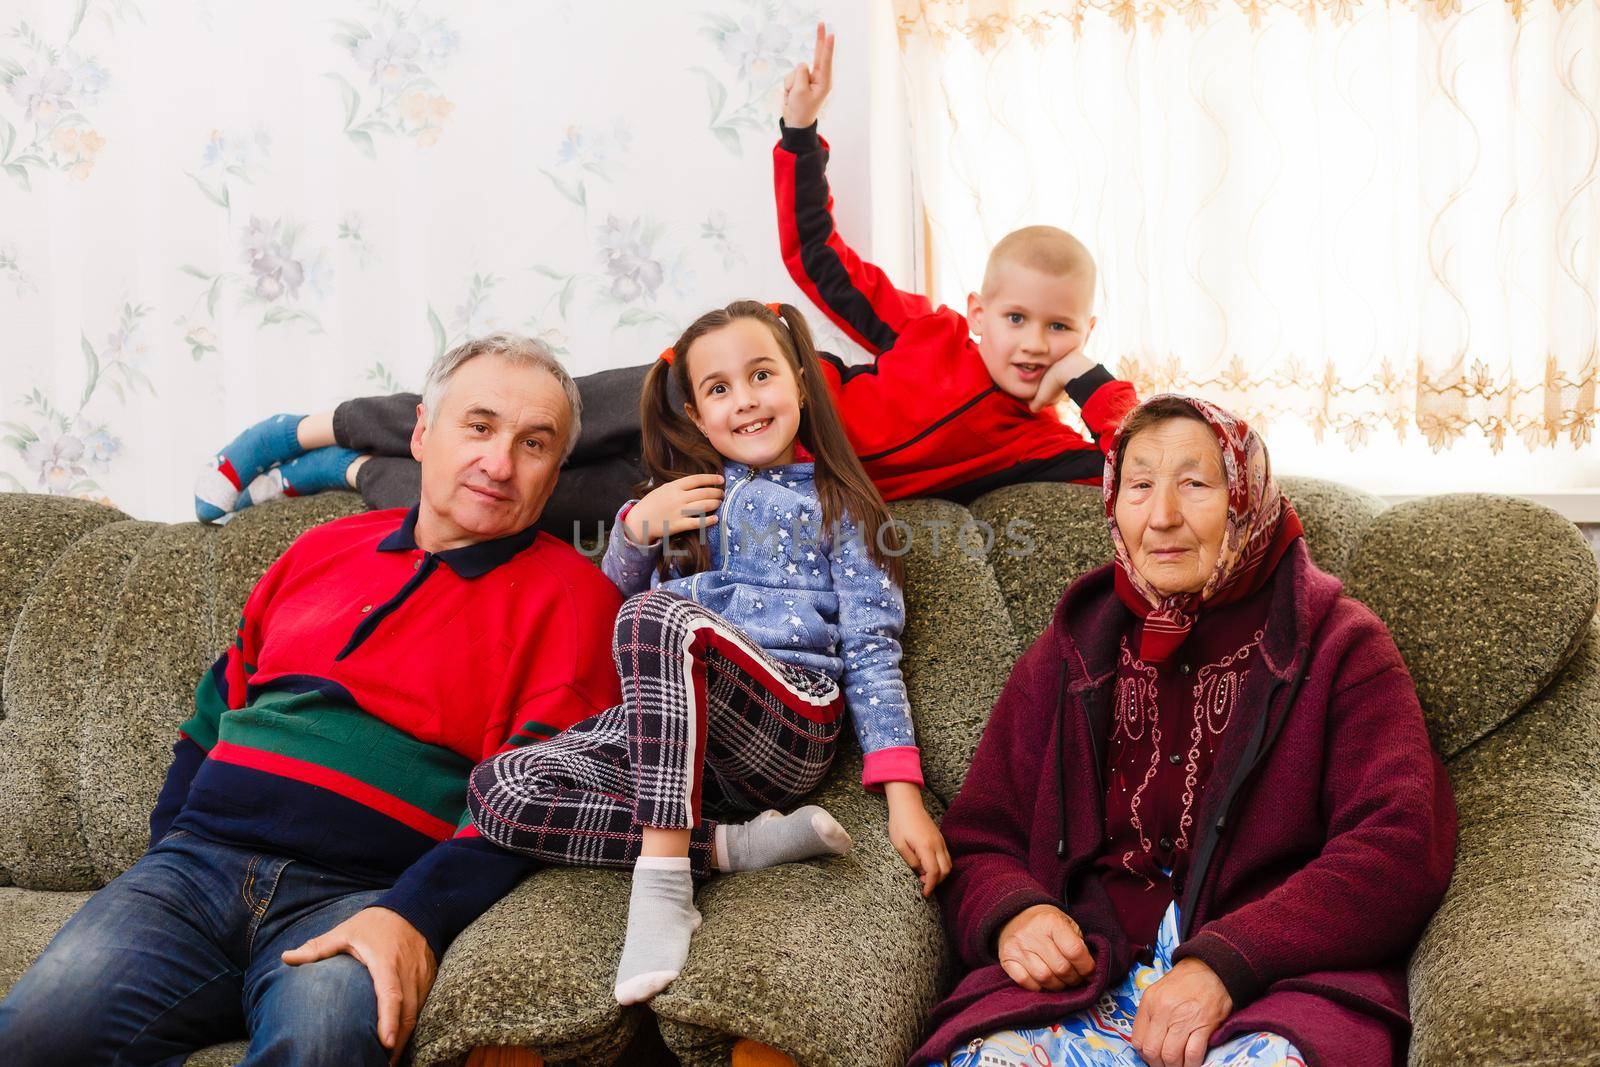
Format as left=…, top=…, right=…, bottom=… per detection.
left=377, top=506, right=543, bottom=579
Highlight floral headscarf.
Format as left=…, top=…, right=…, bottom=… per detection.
left=1104, top=394, right=1304, bottom=663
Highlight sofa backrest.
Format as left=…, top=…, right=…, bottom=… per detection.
left=2, top=479, right=1594, bottom=885
left=0, top=492, right=363, bottom=891
left=0, top=495, right=130, bottom=888
left=1343, top=494, right=1598, bottom=756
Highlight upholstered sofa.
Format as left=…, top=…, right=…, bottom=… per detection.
left=0, top=479, right=1596, bottom=1066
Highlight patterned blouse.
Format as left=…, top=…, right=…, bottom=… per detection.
left=1094, top=585, right=1273, bottom=955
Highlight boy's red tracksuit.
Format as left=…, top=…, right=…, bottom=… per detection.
left=773, top=121, right=1138, bottom=503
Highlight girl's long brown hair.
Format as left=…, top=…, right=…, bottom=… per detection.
left=638, top=299, right=903, bottom=584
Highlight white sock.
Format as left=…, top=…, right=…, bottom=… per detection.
left=613, top=856, right=700, bottom=1005
left=714, top=805, right=852, bottom=872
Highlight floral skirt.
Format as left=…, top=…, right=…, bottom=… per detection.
left=947, top=904, right=1304, bottom=1067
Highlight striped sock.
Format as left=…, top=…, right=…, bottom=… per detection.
left=194, top=413, right=305, bottom=523
left=237, top=446, right=361, bottom=510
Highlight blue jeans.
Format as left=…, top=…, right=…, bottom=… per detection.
left=0, top=829, right=391, bottom=1066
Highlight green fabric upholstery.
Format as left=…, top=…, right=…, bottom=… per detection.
left=0, top=484, right=1595, bottom=1066
left=1345, top=494, right=1599, bottom=757
left=0, top=494, right=128, bottom=888
left=1409, top=620, right=1600, bottom=1064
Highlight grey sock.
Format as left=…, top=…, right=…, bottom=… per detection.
left=613, top=857, right=700, bottom=1005
left=716, top=805, right=853, bottom=872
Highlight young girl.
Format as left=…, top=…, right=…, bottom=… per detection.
left=466, top=300, right=949, bottom=1005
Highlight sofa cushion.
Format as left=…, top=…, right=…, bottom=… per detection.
left=0, top=493, right=368, bottom=891
left=1275, top=475, right=1386, bottom=581
left=652, top=749, right=950, bottom=1067
left=966, top=483, right=1109, bottom=651
left=0, top=520, right=160, bottom=889
left=1409, top=620, right=1600, bottom=1062
left=411, top=866, right=638, bottom=1066
left=1345, top=495, right=1598, bottom=756
left=0, top=887, right=94, bottom=997
left=0, top=495, right=127, bottom=691
left=0, top=494, right=127, bottom=889
left=888, top=499, right=1020, bottom=805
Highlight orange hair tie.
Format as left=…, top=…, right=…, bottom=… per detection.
left=658, top=345, right=675, bottom=366
left=766, top=302, right=784, bottom=316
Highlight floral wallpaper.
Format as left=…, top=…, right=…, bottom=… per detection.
left=0, top=0, right=873, bottom=519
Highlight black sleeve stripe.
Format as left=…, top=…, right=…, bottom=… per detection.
left=857, top=387, right=1000, bottom=463
left=820, top=348, right=881, bottom=385
left=791, top=147, right=900, bottom=354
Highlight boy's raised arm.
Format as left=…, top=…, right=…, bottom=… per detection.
left=774, top=25, right=933, bottom=357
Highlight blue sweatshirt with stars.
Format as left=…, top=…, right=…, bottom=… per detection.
left=601, top=459, right=922, bottom=789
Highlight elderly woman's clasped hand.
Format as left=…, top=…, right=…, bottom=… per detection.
left=996, top=903, right=1093, bottom=991
left=1130, top=957, right=1233, bottom=1067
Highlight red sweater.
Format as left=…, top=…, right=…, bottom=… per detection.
left=915, top=542, right=1456, bottom=1067
left=151, top=508, right=623, bottom=956
left=773, top=122, right=1138, bottom=502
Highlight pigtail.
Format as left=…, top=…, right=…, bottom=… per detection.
left=769, top=302, right=905, bottom=585
left=637, top=355, right=720, bottom=578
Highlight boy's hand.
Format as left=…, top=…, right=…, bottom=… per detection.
left=884, top=781, right=952, bottom=897
left=1027, top=352, right=1096, bottom=413
left=624, top=473, right=723, bottom=546
left=782, top=23, right=834, bottom=130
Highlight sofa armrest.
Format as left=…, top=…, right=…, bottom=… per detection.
left=651, top=749, right=953, bottom=1067
left=412, top=866, right=640, bottom=1067
left=1407, top=620, right=1600, bottom=1065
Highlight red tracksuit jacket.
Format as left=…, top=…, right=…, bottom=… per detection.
left=773, top=122, right=1138, bottom=502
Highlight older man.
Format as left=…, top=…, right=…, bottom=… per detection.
left=0, top=333, right=623, bottom=1065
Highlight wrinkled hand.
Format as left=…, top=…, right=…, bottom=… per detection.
left=782, top=23, right=834, bottom=130
left=884, top=781, right=951, bottom=896
left=1027, top=352, right=1095, bottom=413
left=624, top=473, right=723, bottom=546
left=281, top=906, right=438, bottom=1065
left=996, top=903, right=1094, bottom=991
left=1130, top=957, right=1232, bottom=1067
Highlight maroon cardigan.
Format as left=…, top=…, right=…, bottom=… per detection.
left=913, top=542, right=1456, bottom=1066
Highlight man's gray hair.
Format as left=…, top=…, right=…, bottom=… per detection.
left=420, top=332, right=582, bottom=460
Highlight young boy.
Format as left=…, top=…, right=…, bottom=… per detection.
left=195, top=27, right=1133, bottom=527
left=773, top=24, right=1135, bottom=503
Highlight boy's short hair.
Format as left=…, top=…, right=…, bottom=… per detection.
left=981, top=225, right=1096, bottom=299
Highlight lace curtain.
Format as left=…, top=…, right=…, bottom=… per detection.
left=893, top=0, right=1600, bottom=469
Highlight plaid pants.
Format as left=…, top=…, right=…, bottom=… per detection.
left=468, top=589, right=843, bottom=875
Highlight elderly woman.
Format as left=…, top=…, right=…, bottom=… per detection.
left=913, top=396, right=1456, bottom=1067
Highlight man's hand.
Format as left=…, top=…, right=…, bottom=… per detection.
left=1130, top=957, right=1232, bottom=1067
left=1027, top=352, right=1095, bottom=413
left=996, top=903, right=1094, bottom=991
left=281, top=906, right=438, bottom=1064
left=624, top=473, right=724, bottom=546
left=782, top=23, right=834, bottom=130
